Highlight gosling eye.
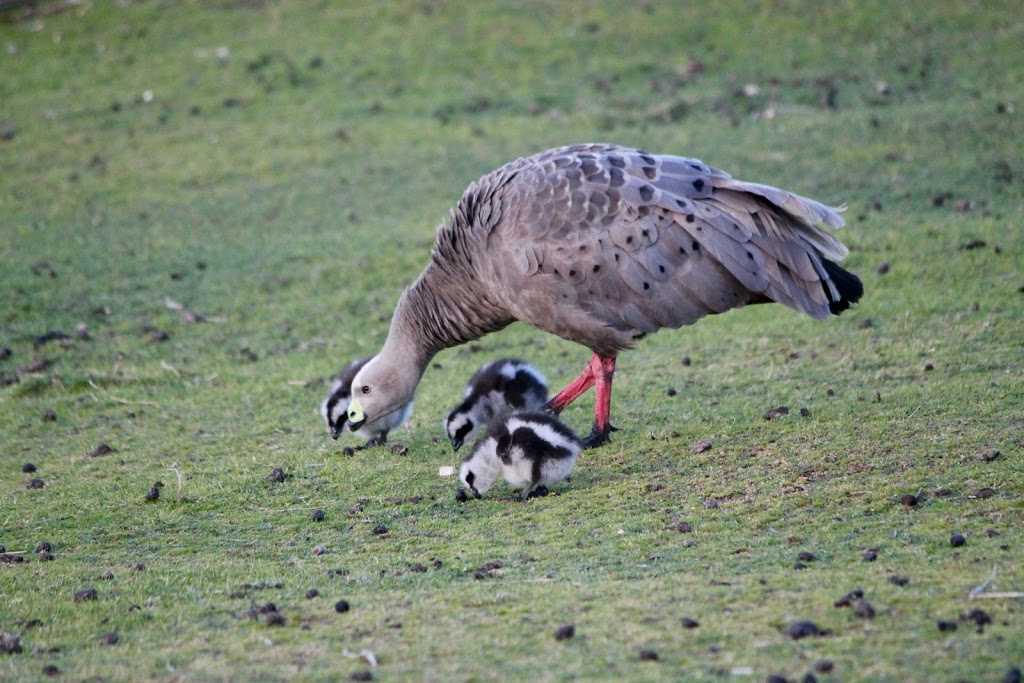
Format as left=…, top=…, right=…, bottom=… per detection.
left=361, top=385, right=370, bottom=395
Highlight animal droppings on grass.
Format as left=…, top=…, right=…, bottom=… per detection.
left=21, top=462, right=36, bottom=473
left=681, top=617, right=700, bottom=629
left=852, top=599, right=876, bottom=619
left=41, top=409, right=57, bottom=422
left=390, top=444, right=409, bottom=455
left=313, top=545, right=327, bottom=556
left=975, top=449, right=1000, bottom=462
left=88, top=443, right=116, bottom=458
left=834, top=589, right=864, bottom=608
left=785, top=621, right=829, bottom=639
left=950, top=533, right=967, bottom=547
left=100, top=571, right=114, bottom=580
left=765, top=675, right=788, bottom=683
left=351, top=671, right=373, bottom=682
left=814, top=660, right=835, bottom=673
left=1, top=553, right=24, bottom=564
left=335, top=600, right=351, bottom=613
left=666, top=387, right=677, bottom=396
left=876, top=260, right=891, bottom=274
left=267, top=467, right=287, bottom=483
left=342, top=446, right=356, bottom=456
left=888, top=575, right=909, bottom=586
left=38, top=549, right=54, bottom=562
left=798, top=551, right=815, bottom=562
left=901, top=493, right=919, bottom=507
left=132, top=562, right=146, bottom=571
left=455, top=488, right=469, bottom=502
left=794, top=561, right=807, bottom=570
left=639, top=649, right=659, bottom=661
left=265, top=611, right=286, bottom=626
left=1003, top=667, right=1022, bottom=683
left=74, top=588, right=98, bottom=602
left=763, top=406, right=790, bottom=420
left=306, top=589, right=319, bottom=599
left=35, top=541, right=51, bottom=553
left=554, top=624, right=575, bottom=641
left=99, top=632, right=119, bottom=645
left=961, top=608, right=992, bottom=628
left=145, top=481, right=164, bottom=501
left=799, top=407, right=811, bottom=417
left=857, top=318, right=873, bottom=329
left=0, top=632, right=23, bottom=654
left=972, top=487, right=997, bottom=499
left=690, top=439, right=712, bottom=454
left=409, top=563, right=427, bottom=573
left=26, top=478, right=45, bottom=489
left=372, top=524, right=388, bottom=536
left=938, top=620, right=958, bottom=632
left=42, top=664, right=60, bottom=677
left=672, top=521, right=693, bottom=533
left=863, top=549, right=879, bottom=562
left=312, top=508, right=325, bottom=522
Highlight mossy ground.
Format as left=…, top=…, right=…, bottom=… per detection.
left=2, top=1, right=1022, bottom=681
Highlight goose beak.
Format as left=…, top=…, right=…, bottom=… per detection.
left=347, top=398, right=366, bottom=432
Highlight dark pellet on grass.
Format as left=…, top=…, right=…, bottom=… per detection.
left=41, top=409, right=57, bottom=422
left=863, top=549, right=879, bottom=562
left=681, top=617, right=700, bottom=629
left=799, top=407, right=811, bottom=417
left=145, top=481, right=164, bottom=501
left=409, top=563, right=427, bottom=573
left=312, top=508, right=325, bottom=522
left=975, top=449, right=1000, bottom=462
left=306, top=589, right=319, bottom=599
left=786, top=621, right=828, bottom=639
left=834, top=589, right=863, bottom=607
left=0, top=632, right=23, bottom=654
left=372, top=524, right=388, bottom=536
left=794, top=561, right=807, bottom=570
left=26, top=478, right=45, bottom=489
left=888, top=575, right=909, bottom=586
left=962, top=608, right=992, bottom=626
left=802, top=674, right=818, bottom=683
left=766, top=676, right=788, bottom=683
left=133, top=562, right=145, bottom=571
left=690, top=439, right=712, bottom=454
left=88, top=443, right=116, bottom=458
left=22, top=463, right=36, bottom=473
left=666, top=387, right=677, bottom=396
left=901, top=493, right=918, bottom=507
left=351, top=671, right=373, bottom=682
left=762, top=405, right=790, bottom=420
left=814, top=660, right=835, bottom=673
left=99, top=632, right=119, bottom=645
left=38, top=550, right=54, bottom=562
left=938, top=620, right=958, bottom=632
left=335, top=600, right=350, bottom=613
left=798, top=551, right=815, bottom=562
left=265, top=611, right=286, bottom=626
left=43, top=664, right=60, bottom=677
left=391, top=444, right=409, bottom=455
left=876, top=261, right=891, bottom=274
left=852, top=598, right=876, bottom=619
left=342, top=446, right=355, bottom=456
left=35, top=541, right=51, bottom=553
left=553, top=624, right=575, bottom=641
left=267, top=467, right=286, bottom=483
left=74, top=588, right=98, bottom=602
left=1003, top=667, right=1022, bottom=683
left=100, top=571, right=114, bottom=580
left=639, top=649, right=659, bottom=661
left=950, top=533, right=967, bottom=547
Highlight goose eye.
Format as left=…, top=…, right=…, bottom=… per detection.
left=361, top=385, right=370, bottom=395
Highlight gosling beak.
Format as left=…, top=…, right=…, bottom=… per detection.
left=330, top=425, right=343, bottom=440
left=348, top=398, right=366, bottom=432
left=450, top=436, right=464, bottom=452
left=470, top=485, right=482, bottom=500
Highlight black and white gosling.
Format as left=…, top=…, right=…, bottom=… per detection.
left=321, top=357, right=412, bottom=447
left=459, top=411, right=582, bottom=499
left=445, top=358, right=548, bottom=451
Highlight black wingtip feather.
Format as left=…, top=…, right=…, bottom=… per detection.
left=822, top=260, right=864, bottom=315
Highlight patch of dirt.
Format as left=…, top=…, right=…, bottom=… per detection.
left=690, top=439, right=712, bottom=454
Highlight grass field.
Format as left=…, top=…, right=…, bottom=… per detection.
left=2, top=1, right=1023, bottom=681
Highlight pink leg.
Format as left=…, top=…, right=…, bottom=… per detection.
left=544, top=353, right=618, bottom=448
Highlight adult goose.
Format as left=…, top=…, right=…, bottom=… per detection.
left=344, top=144, right=863, bottom=447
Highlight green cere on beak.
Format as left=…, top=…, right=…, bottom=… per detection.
left=348, top=398, right=365, bottom=424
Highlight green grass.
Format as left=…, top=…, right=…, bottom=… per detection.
left=2, top=1, right=1023, bottom=681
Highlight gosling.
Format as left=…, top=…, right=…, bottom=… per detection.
left=445, top=358, right=548, bottom=451
left=459, top=411, right=582, bottom=500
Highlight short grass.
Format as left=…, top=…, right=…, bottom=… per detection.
left=2, top=1, right=1022, bottom=681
